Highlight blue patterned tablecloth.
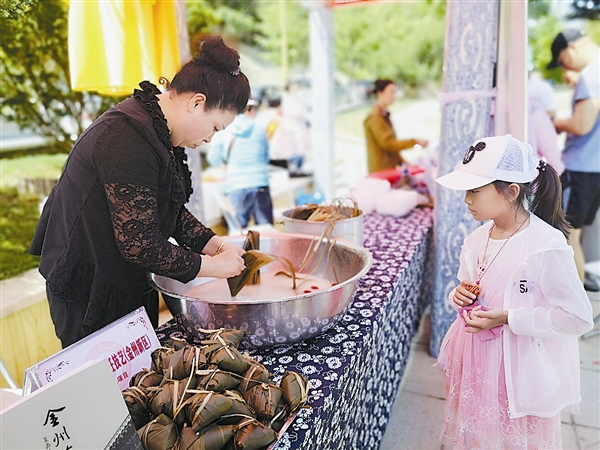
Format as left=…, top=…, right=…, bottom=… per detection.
left=156, top=207, right=435, bottom=450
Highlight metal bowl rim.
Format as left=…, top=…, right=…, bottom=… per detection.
left=281, top=209, right=364, bottom=222
left=149, top=232, right=373, bottom=305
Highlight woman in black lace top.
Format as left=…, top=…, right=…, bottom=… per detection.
left=30, top=37, right=251, bottom=348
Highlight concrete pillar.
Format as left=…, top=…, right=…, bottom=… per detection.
left=495, top=0, right=528, bottom=140
left=431, top=0, right=500, bottom=357
left=308, top=3, right=335, bottom=201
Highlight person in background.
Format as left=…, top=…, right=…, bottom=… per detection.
left=562, top=66, right=600, bottom=291
left=269, top=80, right=311, bottom=175
left=563, top=68, right=580, bottom=88
left=435, top=135, right=593, bottom=449
left=527, top=70, right=564, bottom=174
left=528, top=69, right=557, bottom=118
left=30, top=36, right=249, bottom=348
left=207, top=99, right=274, bottom=229
left=547, top=28, right=600, bottom=289
left=364, top=79, right=428, bottom=174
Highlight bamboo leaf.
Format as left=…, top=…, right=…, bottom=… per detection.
left=234, top=419, right=278, bottom=449
left=227, top=250, right=276, bottom=296
left=244, top=230, right=261, bottom=284
left=137, top=413, right=178, bottom=450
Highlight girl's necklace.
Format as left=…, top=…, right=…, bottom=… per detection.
left=470, top=215, right=529, bottom=297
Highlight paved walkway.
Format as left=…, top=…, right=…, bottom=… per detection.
left=381, top=290, right=600, bottom=450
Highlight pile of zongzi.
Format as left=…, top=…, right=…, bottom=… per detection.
left=122, top=330, right=309, bottom=450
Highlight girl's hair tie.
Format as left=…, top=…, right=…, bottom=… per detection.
left=537, top=159, right=547, bottom=172
left=230, top=67, right=240, bottom=76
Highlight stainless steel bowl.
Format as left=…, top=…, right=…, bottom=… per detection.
left=149, top=232, right=372, bottom=348
left=281, top=209, right=364, bottom=246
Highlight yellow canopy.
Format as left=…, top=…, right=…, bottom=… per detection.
left=68, top=0, right=181, bottom=96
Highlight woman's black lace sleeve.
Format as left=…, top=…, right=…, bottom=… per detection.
left=105, top=183, right=201, bottom=282
left=172, top=207, right=216, bottom=254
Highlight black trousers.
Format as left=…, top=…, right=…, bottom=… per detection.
left=46, top=286, right=159, bottom=349
left=561, top=170, right=600, bottom=229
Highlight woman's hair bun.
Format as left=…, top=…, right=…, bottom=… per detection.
left=194, top=36, right=240, bottom=73
left=170, top=34, right=250, bottom=113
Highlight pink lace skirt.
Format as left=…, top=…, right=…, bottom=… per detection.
left=438, top=319, right=562, bottom=449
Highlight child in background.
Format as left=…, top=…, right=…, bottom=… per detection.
left=435, top=135, right=593, bottom=449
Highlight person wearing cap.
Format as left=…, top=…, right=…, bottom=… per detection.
left=364, top=79, right=429, bottom=173
left=547, top=28, right=600, bottom=287
left=207, top=98, right=274, bottom=229
left=435, top=135, right=593, bottom=448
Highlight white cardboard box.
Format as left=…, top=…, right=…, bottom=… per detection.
left=1, top=359, right=142, bottom=449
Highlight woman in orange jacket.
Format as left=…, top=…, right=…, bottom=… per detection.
left=364, top=79, right=428, bottom=173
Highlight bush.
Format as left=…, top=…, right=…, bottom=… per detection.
left=0, top=153, right=67, bottom=190
left=0, top=188, right=41, bottom=280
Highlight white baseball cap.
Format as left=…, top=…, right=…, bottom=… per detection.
left=435, top=134, right=539, bottom=190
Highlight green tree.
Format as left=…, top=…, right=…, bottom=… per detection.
left=527, top=13, right=563, bottom=83
left=0, top=0, right=33, bottom=19
left=334, top=2, right=446, bottom=89
left=528, top=1, right=599, bottom=83
left=568, top=0, right=600, bottom=20
left=527, top=0, right=563, bottom=83
left=0, top=188, right=40, bottom=280
left=186, top=1, right=446, bottom=90
left=254, top=2, right=309, bottom=70
left=0, top=0, right=122, bottom=153
left=185, top=0, right=262, bottom=54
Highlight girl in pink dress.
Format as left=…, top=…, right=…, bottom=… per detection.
left=435, top=135, right=594, bottom=449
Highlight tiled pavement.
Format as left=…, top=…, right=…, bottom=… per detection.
left=380, top=290, right=600, bottom=450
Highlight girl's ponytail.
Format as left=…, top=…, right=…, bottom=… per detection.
left=529, top=160, right=570, bottom=239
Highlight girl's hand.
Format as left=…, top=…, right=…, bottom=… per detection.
left=197, top=251, right=245, bottom=278
left=462, top=307, right=508, bottom=333
left=453, top=280, right=478, bottom=307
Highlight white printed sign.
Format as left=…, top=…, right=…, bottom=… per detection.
left=23, top=307, right=160, bottom=393
left=1, top=359, right=143, bottom=450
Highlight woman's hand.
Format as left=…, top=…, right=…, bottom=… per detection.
left=216, top=242, right=244, bottom=257
left=462, top=306, right=508, bottom=333
left=197, top=251, right=245, bottom=278
left=453, top=280, right=478, bottom=307
left=205, top=236, right=245, bottom=257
